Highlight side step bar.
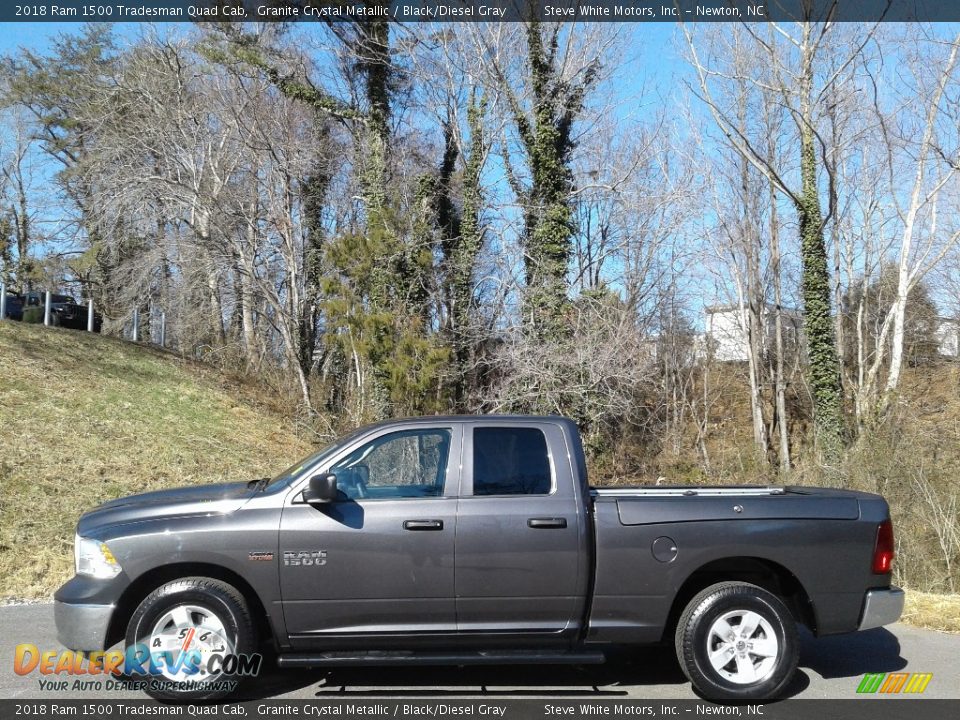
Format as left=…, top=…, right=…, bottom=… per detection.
left=278, top=650, right=606, bottom=668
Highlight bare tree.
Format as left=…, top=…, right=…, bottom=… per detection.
left=469, top=22, right=620, bottom=339
left=0, top=111, right=36, bottom=289
left=489, top=291, right=656, bottom=454
left=683, top=16, right=882, bottom=455
left=865, top=31, right=960, bottom=417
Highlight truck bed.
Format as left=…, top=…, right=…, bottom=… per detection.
left=586, top=484, right=890, bottom=642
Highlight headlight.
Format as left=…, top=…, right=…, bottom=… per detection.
left=75, top=535, right=122, bottom=579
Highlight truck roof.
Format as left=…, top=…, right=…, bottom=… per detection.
left=368, top=414, right=578, bottom=427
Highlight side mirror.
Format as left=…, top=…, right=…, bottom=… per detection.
left=302, top=473, right=338, bottom=504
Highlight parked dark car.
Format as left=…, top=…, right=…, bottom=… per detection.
left=22, top=291, right=101, bottom=332
left=2, top=291, right=24, bottom=321
left=55, top=415, right=902, bottom=702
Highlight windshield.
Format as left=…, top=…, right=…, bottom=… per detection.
left=266, top=426, right=370, bottom=488
left=52, top=295, right=76, bottom=304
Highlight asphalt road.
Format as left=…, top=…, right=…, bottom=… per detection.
left=1, top=603, right=957, bottom=700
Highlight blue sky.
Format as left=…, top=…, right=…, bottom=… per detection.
left=0, top=20, right=677, bottom=50
left=0, top=21, right=131, bottom=52
left=0, top=20, right=679, bottom=70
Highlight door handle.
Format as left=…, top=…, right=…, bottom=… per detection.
left=527, top=517, right=568, bottom=529
left=403, top=519, right=444, bottom=531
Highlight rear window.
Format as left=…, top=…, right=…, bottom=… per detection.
left=472, top=427, right=552, bottom=496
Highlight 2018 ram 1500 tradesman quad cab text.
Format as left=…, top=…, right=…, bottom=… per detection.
left=55, top=416, right=903, bottom=702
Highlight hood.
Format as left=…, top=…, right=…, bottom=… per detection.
left=77, top=481, right=256, bottom=536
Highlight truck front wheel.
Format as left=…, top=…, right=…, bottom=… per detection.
left=675, top=581, right=799, bottom=701
left=125, top=577, right=258, bottom=701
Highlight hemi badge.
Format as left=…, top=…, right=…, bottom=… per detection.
left=248, top=551, right=274, bottom=561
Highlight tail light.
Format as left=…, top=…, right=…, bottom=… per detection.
left=872, top=519, right=895, bottom=574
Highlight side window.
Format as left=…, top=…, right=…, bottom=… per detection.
left=472, top=427, right=552, bottom=496
left=330, top=429, right=451, bottom=500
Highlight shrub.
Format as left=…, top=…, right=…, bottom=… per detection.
left=22, top=307, right=44, bottom=324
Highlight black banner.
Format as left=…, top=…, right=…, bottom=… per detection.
left=3, top=700, right=960, bottom=720
left=0, top=1, right=953, bottom=24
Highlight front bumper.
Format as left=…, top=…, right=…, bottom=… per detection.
left=53, top=574, right=124, bottom=652
left=54, top=600, right=114, bottom=652
left=858, top=586, right=905, bottom=631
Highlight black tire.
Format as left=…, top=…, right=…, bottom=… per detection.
left=125, top=577, right=257, bottom=701
left=675, top=581, right=799, bottom=702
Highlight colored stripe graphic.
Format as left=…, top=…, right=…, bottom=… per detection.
left=857, top=673, right=886, bottom=693
left=880, top=673, right=909, bottom=693
left=904, top=673, right=933, bottom=694
left=857, top=672, right=933, bottom=694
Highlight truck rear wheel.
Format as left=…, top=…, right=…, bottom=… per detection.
left=675, top=581, right=798, bottom=701
left=125, top=577, right=258, bottom=701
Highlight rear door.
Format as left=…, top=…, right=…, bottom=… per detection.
left=279, top=424, right=461, bottom=647
left=454, top=422, right=588, bottom=639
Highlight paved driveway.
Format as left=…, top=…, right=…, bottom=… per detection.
left=1, top=603, right=957, bottom=700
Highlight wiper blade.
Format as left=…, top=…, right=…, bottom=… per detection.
left=247, top=477, right=271, bottom=491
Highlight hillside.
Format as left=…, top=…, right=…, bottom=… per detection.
left=0, top=322, right=313, bottom=599
left=601, top=359, right=960, bottom=632
left=0, top=322, right=956, bottom=632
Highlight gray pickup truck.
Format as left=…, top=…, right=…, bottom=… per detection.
left=55, top=416, right=902, bottom=702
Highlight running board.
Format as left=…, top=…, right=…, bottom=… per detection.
left=277, top=650, right=606, bottom=668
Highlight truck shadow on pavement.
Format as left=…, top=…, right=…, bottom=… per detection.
left=797, top=626, right=906, bottom=679
left=242, top=650, right=685, bottom=700
left=236, top=627, right=905, bottom=701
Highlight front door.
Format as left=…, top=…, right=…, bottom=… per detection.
left=454, top=423, right=587, bottom=639
left=280, top=425, right=461, bottom=648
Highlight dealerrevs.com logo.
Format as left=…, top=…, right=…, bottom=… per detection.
left=13, top=642, right=262, bottom=693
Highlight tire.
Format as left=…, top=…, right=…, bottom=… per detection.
left=675, top=581, right=799, bottom=702
left=125, top=577, right=257, bottom=701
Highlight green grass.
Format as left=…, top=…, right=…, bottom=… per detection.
left=0, top=322, right=312, bottom=599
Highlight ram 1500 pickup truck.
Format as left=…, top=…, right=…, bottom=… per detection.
left=55, top=416, right=902, bottom=702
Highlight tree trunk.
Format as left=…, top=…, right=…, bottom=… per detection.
left=206, top=265, right=225, bottom=346
left=300, top=165, right=328, bottom=380
left=448, top=94, right=487, bottom=407
left=797, top=28, right=845, bottom=456
left=770, top=181, right=791, bottom=472
left=765, top=102, right=791, bottom=472
left=235, top=233, right=259, bottom=368
left=197, top=214, right=225, bottom=346
left=14, top=167, right=30, bottom=290
left=518, top=21, right=590, bottom=341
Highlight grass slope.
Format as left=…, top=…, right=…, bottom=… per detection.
left=903, top=590, right=960, bottom=634
left=0, top=322, right=955, bottom=635
left=0, top=322, right=312, bottom=599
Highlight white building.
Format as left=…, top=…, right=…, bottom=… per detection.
left=936, top=318, right=960, bottom=358
left=704, top=307, right=960, bottom=362
left=704, top=304, right=804, bottom=362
